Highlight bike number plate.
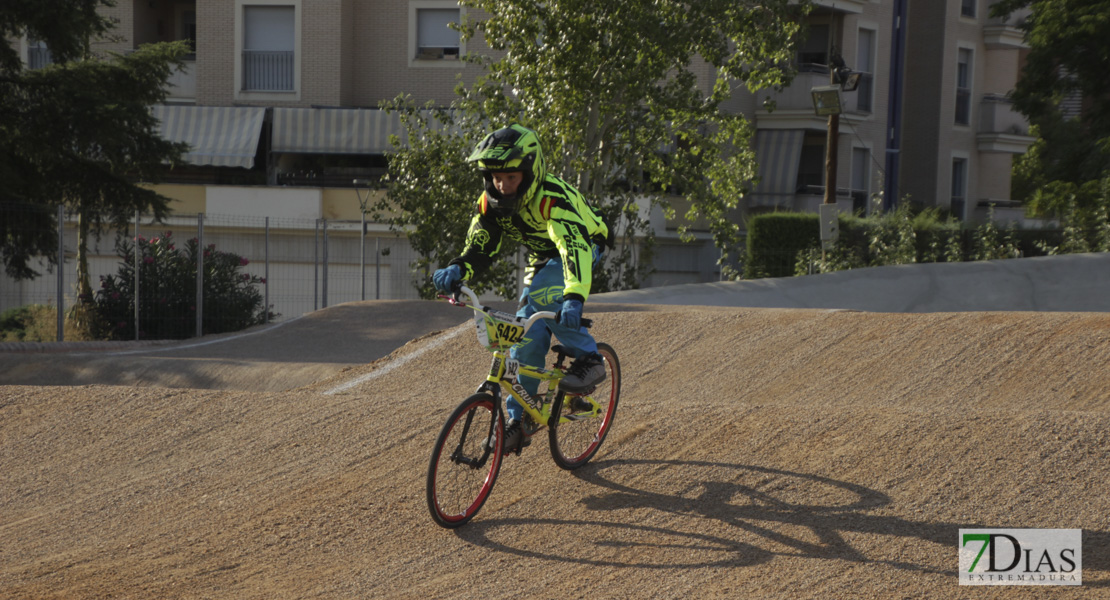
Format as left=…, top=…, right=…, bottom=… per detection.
left=504, top=358, right=520, bottom=381
left=475, top=311, right=527, bottom=350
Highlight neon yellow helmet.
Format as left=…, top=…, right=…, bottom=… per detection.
left=467, top=124, right=546, bottom=214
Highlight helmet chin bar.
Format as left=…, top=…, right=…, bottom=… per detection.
left=485, top=184, right=519, bottom=213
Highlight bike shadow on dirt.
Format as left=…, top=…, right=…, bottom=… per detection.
left=454, top=458, right=1110, bottom=583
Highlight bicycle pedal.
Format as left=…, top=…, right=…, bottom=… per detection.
left=569, top=396, right=594, bottom=412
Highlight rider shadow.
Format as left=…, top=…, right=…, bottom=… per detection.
left=455, top=458, right=1110, bottom=581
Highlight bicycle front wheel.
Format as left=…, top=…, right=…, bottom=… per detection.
left=548, top=342, right=621, bottom=470
left=426, top=393, right=504, bottom=528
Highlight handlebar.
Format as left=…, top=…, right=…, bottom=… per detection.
left=442, top=284, right=590, bottom=330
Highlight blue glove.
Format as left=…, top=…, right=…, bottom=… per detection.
left=432, top=264, right=462, bottom=292
left=559, top=299, right=583, bottom=330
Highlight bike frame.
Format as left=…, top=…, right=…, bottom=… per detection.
left=447, top=286, right=602, bottom=429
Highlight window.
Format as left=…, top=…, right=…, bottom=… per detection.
left=851, top=147, right=871, bottom=212
left=961, top=0, right=977, bottom=18
left=797, top=23, right=830, bottom=71
left=27, top=38, right=52, bottom=70
left=955, top=48, right=972, bottom=125
left=796, top=137, right=826, bottom=193
left=416, top=7, right=460, bottom=59
left=243, top=5, right=295, bottom=91
left=855, top=28, right=875, bottom=113
left=951, top=157, right=968, bottom=219
left=181, top=10, right=197, bottom=53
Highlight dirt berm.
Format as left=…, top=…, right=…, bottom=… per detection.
left=3, top=284, right=1110, bottom=597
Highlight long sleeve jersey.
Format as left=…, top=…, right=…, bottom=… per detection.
left=449, top=174, right=609, bottom=302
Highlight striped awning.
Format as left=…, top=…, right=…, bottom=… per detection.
left=272, top=108, right=407, bottom=154
left=750, top=129, right=805, bottom=204
left=151, top=105, right=267, bottom=169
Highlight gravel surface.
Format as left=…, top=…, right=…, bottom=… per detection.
left=3, top=303, right=1110, bottom=598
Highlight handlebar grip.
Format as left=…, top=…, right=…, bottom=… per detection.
left=553, top=310, right=592, bottom=329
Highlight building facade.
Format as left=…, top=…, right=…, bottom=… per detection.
left=12, top=0, right=1035, bottom=297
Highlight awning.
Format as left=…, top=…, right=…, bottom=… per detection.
left=272, top=107, right=406, bottom=154
left=750, top=129, right=805, bottom=205
left=152, top=105, right=267, bottom=169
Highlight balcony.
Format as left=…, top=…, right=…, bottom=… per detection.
left=165, top=57, right=196, bottom=103
left=984, top=7, right=1031, bottom=49
left=977, top=94, right=1034, bottom=153
left=810, top=0, right=865, bottom=14
left=760, top=69, right=836, bottom=127
left=242, top=50, right=294, bottom=91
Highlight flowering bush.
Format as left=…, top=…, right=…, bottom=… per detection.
left=92, top=232, right=276, bottom=340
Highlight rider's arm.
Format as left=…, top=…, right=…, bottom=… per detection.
left=547, top=204, right=598, bottom=303
left=449, top=194, right=503, bottom=280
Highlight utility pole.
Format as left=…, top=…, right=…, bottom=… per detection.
left=811, top=52, right=859, bottom=254
left=824, top=67, right=840, bottom=207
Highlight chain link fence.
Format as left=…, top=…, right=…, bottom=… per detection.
left=1, top=203, right=441, bottom=340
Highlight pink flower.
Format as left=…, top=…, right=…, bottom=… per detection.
left=239, top=257, right=250, bottom=266
left=144, top=257, right=154, bottom=264
left=260, top=278, right=267, bottom=284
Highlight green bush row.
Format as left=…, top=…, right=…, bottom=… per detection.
left=743, top=203, right=1105, bottom=280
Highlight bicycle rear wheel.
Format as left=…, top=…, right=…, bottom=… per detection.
left=426, top=393, right=504, bottom=528
left=548, top=342, right=621, bottom=470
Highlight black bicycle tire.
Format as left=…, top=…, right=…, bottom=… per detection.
left=548, top=342, right=621, bottom=470
left=426, top=393, right=504, bottom=528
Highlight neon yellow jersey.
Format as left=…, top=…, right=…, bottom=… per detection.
left=451, top=174, right=609, bottom=301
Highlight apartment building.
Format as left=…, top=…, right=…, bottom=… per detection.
left=13, top=0, right=1034, bottom=294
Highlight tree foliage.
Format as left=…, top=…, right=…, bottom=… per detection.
left=380, top=0, right=808, bottom=296
left=991, top=0, right=1110, bottom=217
left=1, top=0, right=188, bottom=280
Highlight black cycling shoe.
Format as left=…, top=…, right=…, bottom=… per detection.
left=500, top=419, right=533, bottom=455
left=569, top=396, right=595, bottom=413
left=559, top=353, right=606, bottom=394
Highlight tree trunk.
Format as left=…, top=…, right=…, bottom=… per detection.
left=75, top=209, right=93, bottom=303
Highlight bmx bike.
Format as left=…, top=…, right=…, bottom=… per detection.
left=425, top=284, right=621, bottom=528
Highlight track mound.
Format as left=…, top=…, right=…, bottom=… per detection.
left=3, top=307, right=1110, bottom=598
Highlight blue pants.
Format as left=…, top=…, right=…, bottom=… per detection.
left=507, top=258, right=598, bottom=422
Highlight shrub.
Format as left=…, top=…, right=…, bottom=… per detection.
left=0, top=304, right=97, bottom=342
left=744, top=213, right=820, bottom=278
left=92, top=232, right=275, bottom=340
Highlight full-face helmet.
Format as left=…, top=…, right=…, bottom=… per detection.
left=466, top=124, right=546, bottom=215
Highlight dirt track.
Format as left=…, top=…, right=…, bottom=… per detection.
left=3, top=304, right=1110, bottom=598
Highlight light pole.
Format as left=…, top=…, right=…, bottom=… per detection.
left=353, top=179, right=373, bottom=301
left=810, top=53, right=861, bottom=251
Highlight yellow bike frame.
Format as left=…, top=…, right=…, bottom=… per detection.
left=450, top=286, right=603, bottom=428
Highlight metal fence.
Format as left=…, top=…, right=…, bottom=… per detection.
left=1, top=205, right=447, bottom=341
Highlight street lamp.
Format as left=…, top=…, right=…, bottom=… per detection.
left=810, top=52, right=859, bottom=249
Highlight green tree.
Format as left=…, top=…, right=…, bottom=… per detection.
left=382, top=0, right=808, bottom=296
left=0, top=0, right=188, bottom=303
left=991, top=0, right=1110, bottom=217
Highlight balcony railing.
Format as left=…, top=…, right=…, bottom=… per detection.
left=166, top=58, right=196, bottom=101
left=763, top=69, right=831, bottom=114
left=242, top=50, right=294, bottom=91
left=979, top=94, right=1028, bottom=135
